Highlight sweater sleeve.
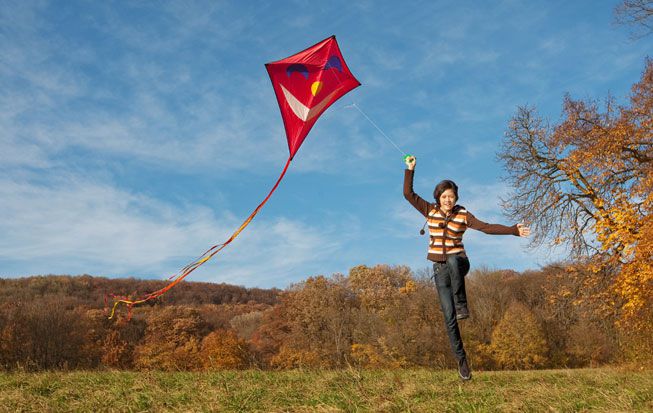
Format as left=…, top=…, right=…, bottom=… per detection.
left=403, top=169, right=431, bottom=218
left=467, top=211, right=519, bottom=235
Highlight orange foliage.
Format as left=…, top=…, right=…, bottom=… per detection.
left=350, top=343, right=387, bottom=367
left=134, top=306, right=207, bottom=371
left=270, top=345, right=324, bottom=369
left=500, top=60, right=653, bottom=357
left=490, top=302, right=549, bottom=369
left=201, top=329, right=250, bottom=369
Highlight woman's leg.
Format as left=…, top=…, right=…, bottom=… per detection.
left=433, top=262, right=466, bottom=361
left=448, top=254, right=470, bottom=319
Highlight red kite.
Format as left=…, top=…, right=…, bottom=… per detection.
left=266, top=35, right=361, bottom=158
left=109, top=36, right=360, bottom=318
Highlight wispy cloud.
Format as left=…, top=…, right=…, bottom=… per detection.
left=0, top=173, right=347, bottom=287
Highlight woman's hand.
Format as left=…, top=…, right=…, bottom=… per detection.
left=517, top=223, right=531, bottom=237
left=405, top=155, right=416, bottom=170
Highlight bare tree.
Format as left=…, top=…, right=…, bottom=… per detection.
left=615, top=0, right=653, bottom=38
left=498, top=61, right=652, bottom=261
left=497, top=105, right=602, bottom=257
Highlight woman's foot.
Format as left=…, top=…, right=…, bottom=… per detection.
left=456, top=306, right=469, bottom=320
left=458, top=357, right=472, bottom=381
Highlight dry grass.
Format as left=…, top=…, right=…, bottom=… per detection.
left=1, top=367, right=652, bottom=412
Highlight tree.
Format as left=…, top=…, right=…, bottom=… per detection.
left=0, top=297, right=92, bottom=370
left=268, top=265, right=444, bottom=368
left=615, top=0, right=653, bottom=38
left=533, top=263, right=620, bottom=367
left=349, top=265, right=445, bottom=367
left=230, top=310, right=265, bottom=341
left=498, top=60, right=653, bottom=356
left=201, top=329, right=250, bottom=369
left=499, top=61, right=652, bottom=257
left=490, top=302, right=549, bottom=370
left=134, top=306, right=208, bottom=371
left=274, top=274, right=357, bottom=368
left=463, top=268, right=519, bottom=370
left=566, top=321, right=615, bottom=367
left=91, top=310, right=146, bottom=370
left=249, top=306, right=290, bottom=368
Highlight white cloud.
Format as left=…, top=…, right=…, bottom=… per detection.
left=0, top=174, right=345, bottom=288
left=456, top=180, right=510, bottom=221
left=384, top=198, right=426, bottom=238
left=207, top=216, right=343, bottom=287
left=0, top=135, right=51, bottom=169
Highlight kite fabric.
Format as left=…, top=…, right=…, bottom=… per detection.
left=265, top=35, right=361, bottom=158
left=109, top=35, right=360, bottom=318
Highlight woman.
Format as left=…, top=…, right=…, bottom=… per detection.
left=403, top=155, right=530, bottom=380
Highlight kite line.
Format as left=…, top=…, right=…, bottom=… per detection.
left=349, top=102, right=407, bottom=157
left=327, top=66, right=407, bottom=157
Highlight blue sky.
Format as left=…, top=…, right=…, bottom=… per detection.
left=1, top=1, right=650, bottom=288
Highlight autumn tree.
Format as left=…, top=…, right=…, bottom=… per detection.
left=0, top=297, right=92, bottom=370
left=490, top=301, right=549, bottom=370
left=272, top=274, right=357, bottom=368
left=536, top=263, right=620, bottom=366
left=348, top=264, right=412, bottom=367
left=230, top=310, right=265, bottom=341
left=201, top=329, right=250, bottom=369
left=498, top=60, right=653, bottom=358
left=566, top=322, right=616, bottom=367
left=463, top=268, right=519, bottom=370
left=349, top=265, right=444, bottom=367
left=85, top=309, right=146, bottom=370
left=134, top=306, right=208, bottom=371
left=267, top=265, right=444, bottom=369
left=249, top=306, right=290, bottom=368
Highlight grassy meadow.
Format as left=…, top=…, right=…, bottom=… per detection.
left=1, top=367, right=652, bottom=412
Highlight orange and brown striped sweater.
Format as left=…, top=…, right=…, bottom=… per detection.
left=404, top=169, right=519, bottom=262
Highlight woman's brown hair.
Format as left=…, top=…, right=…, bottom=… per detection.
left=433, top=180, right=459, bottom=205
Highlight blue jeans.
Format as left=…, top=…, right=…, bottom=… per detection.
left=433, top=254, right=470, bottom=361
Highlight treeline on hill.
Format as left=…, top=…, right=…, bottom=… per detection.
left=1, top=263, right=644, bottom=372
left=0, top=275, right=280, bottom=308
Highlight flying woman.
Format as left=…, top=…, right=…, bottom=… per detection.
left=403, top=155, right=530, bottom=381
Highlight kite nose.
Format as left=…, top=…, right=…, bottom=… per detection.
left=311, top=81, right=323, bottom=96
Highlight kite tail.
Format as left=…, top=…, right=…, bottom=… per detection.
left=108, top=156, right=293, bottom=319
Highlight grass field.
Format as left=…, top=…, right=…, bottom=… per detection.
left=1, top=367, right=651, bottom=412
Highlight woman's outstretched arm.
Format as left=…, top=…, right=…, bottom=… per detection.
left=467, top=212, right=530, bottom=237
left=403, top=156, right=430, bottom=217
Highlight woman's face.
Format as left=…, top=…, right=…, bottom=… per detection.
left=439, top=189, right=456, bottom=213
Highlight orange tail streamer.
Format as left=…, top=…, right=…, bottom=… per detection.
left=108, top=156, right=293, bottom=319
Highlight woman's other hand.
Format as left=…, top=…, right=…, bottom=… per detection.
left=517, top=223, right=531, bottom=237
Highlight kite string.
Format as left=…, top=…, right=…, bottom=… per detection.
left=347, top=102, right=406, bottom=157
left=326, top=67, right=407, bottom=157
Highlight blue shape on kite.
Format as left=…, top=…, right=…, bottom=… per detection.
left=286, top=64, right=309, bottom=79
left=324, top=56, right=343, bottom=72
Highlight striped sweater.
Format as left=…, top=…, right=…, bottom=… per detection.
left=403, top=169, right=519, bottom=262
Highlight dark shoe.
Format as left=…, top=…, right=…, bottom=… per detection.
left=458, top=357, right=472, bottom=381
left=456, top=306, right=469, bottom=320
